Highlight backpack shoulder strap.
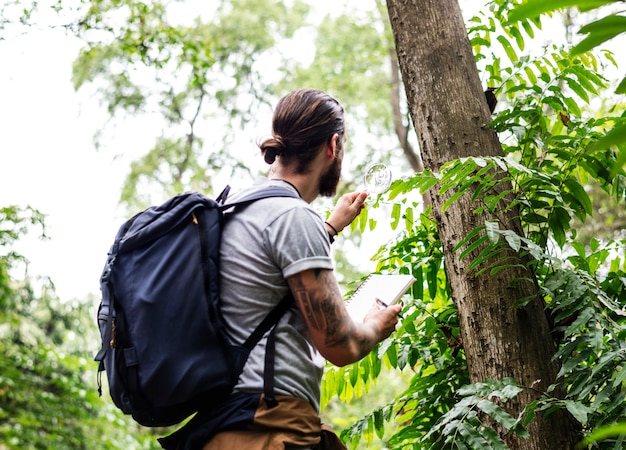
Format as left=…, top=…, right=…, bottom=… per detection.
left=218, top=185, right=300, bottom=211
left=247, top=292, right=294, bottom=408
left=241, top=292, right=295, bottom=352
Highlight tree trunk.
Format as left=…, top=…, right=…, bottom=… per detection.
left=385, top=0, right=579, bottom=448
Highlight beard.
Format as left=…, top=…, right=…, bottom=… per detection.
left=318, top=156, right=342, bottom=197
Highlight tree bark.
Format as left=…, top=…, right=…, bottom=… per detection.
left=385, top=0, right=579, bottom=448
left=389, top=49, right=422, bottom=173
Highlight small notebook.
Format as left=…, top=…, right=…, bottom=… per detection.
left=345, top=273, right=416, bottom=323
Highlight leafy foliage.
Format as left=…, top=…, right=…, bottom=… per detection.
left=507, top=0, right=626, bottom=168
left=324, top=0, right=626, bottom=448
left=0, top=208, right=166, bottom=449
left=423, top=378, right=529, bottom=449
left=71, top=0, right=311, bottom=211
left=508, top=1, right=626, bottom=92
left=2, top=0, right=626, bottom=448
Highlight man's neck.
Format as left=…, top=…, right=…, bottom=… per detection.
left=269, top=169, right=319, bottom=204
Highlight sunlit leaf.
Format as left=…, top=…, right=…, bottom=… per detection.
left=497, top=34, right=519, bottom=62
left=571, top=15, right=626, bottom=54
left=391, top=203, right=401, bottom=230
left=508, top=0, right=610, bottom=24
left=504, top=231, right=522, bottom=252
left=583, top=422, right=626, bottom=446
left=588, top=122, right=626, bottom=151
left=485, top=220, right=500, bottom=243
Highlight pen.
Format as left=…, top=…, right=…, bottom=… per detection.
left=376, top=298, right=404, bottom=319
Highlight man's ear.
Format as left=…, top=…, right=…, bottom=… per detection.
left=327, top=133, right=339, bottom=159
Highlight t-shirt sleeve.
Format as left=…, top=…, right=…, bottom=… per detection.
left=263, top=205, right=334, bottom=278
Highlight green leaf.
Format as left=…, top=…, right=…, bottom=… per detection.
left=521, top=18, right=537, bottom=38
left=564, top=400, right=591, bottom=425
left=359, top=207, right=368, bottom=234
left=485, top=220, right=500, bottom=243
left=427, top=264, right=439, bottom=299
left=509, top=24, right=526, bottom=51
left=366, top=415, right=374, bottom=441
left=568, top=66, right=601, bottom=94
left=500, top=381, right=525, bottom=400
left=583, top=422, right=626, bottom=446
left=508, top=0, right=611, bottom=24
left=564, top=76, right=590, bottom=102
left=454, top=226, right=485, bottom=252
left=564, top=178, right=593, bottom=216
left=565, top=307, right=595, bottom=335
left=419, top=176, right=440, bottom=194
left=562, top=95, right=582, bottom=117
left=336, top=371, right=345, bottom=397
left=480, top=425, right=510, bottom=448
left=414, top=266, right=424, bottom=302
left=360, top=354, right=371, bottom=384
left=571, top=15, right=626, bottom=54
left=442, top=190, right=465, bottom=212
left=524, top=65, right=538, bottom=84
left=349, top=362, right=359, bottom=387
left=458, top=234, right=490, bottom=261
left=484, top=187, right=515, bottom=213
left=548, top=207, right=571, bottom=247
left=391, top=203, right=401, bottom=230
left=374, top=409, right=385, bottom=439
left=588, top=122, right=626, bottom=151
left=385, top=341, right=398, bottom=367
left=472, top=247, right=510, bottom=272
left=404, top=207, right=414, bottom=230
left=497, top=35, right=519, bottom=62
left=457, top=422, right=490, bottom=448
left=477, top=399, right=518, bottom=429
left=504, top=231, right=522, bottom=252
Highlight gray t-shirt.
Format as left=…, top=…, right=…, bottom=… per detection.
left=219, top=178, right=334, bottom=411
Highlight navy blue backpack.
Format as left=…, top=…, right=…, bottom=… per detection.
left=95, top=186, right=299, bottom=427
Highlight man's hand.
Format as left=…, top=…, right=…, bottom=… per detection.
left=363, top=302, right=402, bottom=341
left=326, top=191, right=368, bottom=233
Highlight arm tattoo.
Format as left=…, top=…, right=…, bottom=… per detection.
left=290, top=270, right=357, bottom=347
left=289, top=272, right=323, bottom=330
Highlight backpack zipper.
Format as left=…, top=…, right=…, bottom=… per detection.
left=192, top=212, right=198, bottom=225
left=110, top=319, right=117, bottom=348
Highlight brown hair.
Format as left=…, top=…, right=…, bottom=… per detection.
left=259, top=88, right=345, bottom=173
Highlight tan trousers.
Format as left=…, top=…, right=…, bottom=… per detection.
left=201, top=395, right=346, bottom=450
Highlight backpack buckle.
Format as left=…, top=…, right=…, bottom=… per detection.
left=216, top=185, right=231, bottom=205
left=101, top=255, right=116, bottom=284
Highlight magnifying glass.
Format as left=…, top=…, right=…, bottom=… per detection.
left=363, top=162, right=392, bottom=195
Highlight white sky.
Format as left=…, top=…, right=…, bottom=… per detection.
left=1, top=29, right=127, bottom=299
left=1, top=2, right=621, bottom=301
left=0, top=0, right=372, bottom=301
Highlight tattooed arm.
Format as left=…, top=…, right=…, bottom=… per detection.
left=287, top=268, right=401, bottom=367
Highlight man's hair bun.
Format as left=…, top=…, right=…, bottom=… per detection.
left=259, top=135, right=287, bottom=165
